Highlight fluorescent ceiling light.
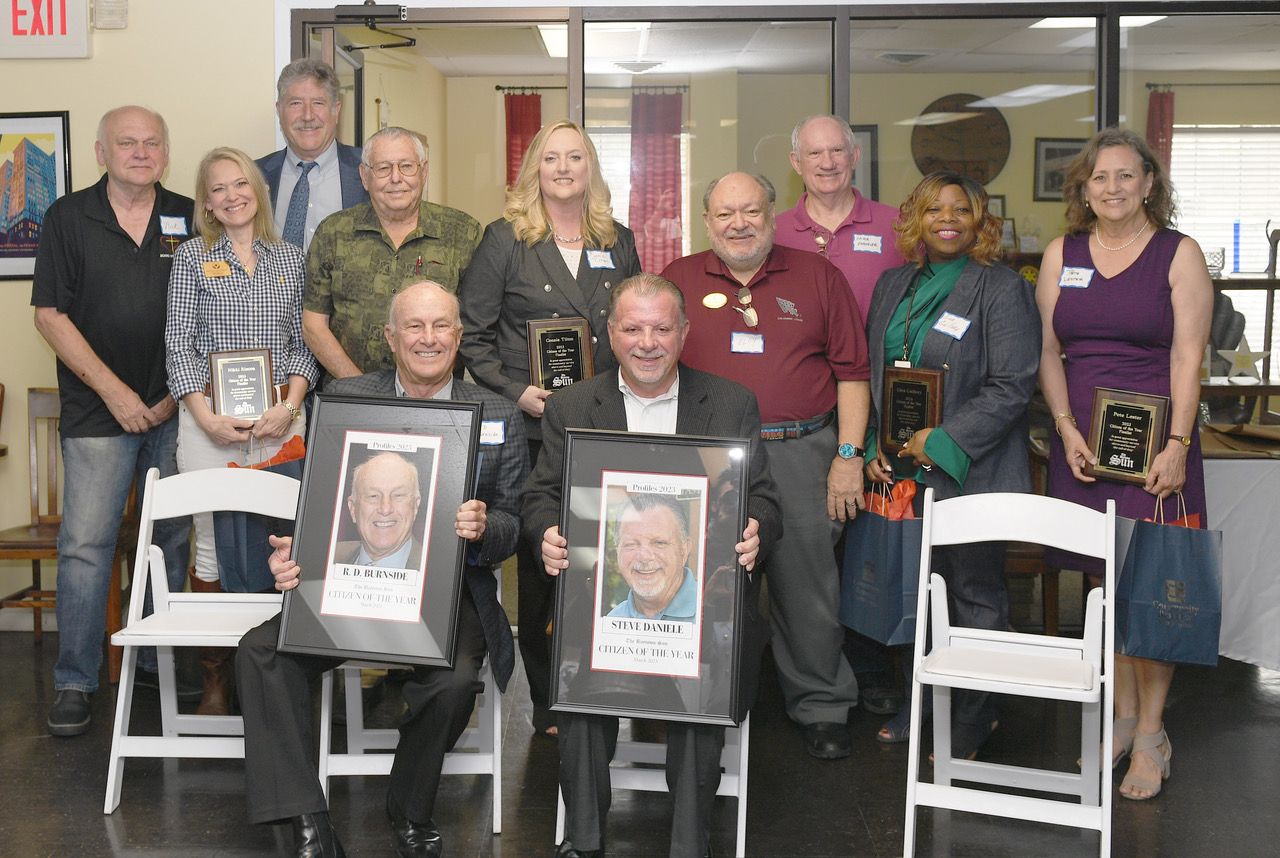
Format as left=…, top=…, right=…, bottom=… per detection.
left=1076, top=115, right=1127, bottom=123
left=968, top=85, right=1094, bottom=109
left=1031, top=18, right=1095, bottom=29
left=1120, top=16, right=1167, bottom=28
left=537, top=24, right=567, bottom=58
left=894, top=112, right=983, bottom=127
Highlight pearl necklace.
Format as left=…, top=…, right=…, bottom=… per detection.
left=1094, top=219, right=1150, bottom=252
left=553, top=230, right=583, bottom=243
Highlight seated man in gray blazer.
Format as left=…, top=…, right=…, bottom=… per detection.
left=522, top=273, right=782, bottom=858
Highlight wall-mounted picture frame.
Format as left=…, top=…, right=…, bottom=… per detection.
left=551, top=428, right=751, bottom=726
left=850, top=124, right=880, bottom=202
left=0, top=110, right=71, bottom=280
left=277, top=393, right=480, bottom=666
left=1033, top=137, right=1088, bottom=202
left=987, top=194, right=1006, bottom=219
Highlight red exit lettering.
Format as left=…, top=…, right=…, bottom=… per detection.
left=11, top=0, right=69, bottom=37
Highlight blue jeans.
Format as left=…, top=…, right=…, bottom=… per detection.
left=54, top=417, right=191, bottom=692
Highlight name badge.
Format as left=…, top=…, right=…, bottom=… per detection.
left=852, top=234, right=882, bottom=253
left=932, top=312, right=971, bottom=340
left=480, top=420, right=505, bottom=445
left=586, top=250, right=615, bottom=269
left=1059, top=267, right=1095, bottom=289
left=731, top=332, right=764, bottom=354
left=203, top=260, right=231, bottom=278
left=160, top=215, right=188, bottom=236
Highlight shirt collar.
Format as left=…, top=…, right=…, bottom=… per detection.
left=789, top=189, right=872, bottom=232
left=617, top=371, right=680, bottom=406
left=284, top=140, right=339, bottom=175
left=396, top=371, right=454, bottom=400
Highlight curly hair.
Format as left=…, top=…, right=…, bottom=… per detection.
left=193, top=147, right=280, bottom=249
left=1062, top=127, right=1177, bottom=235
left=894, top=170, right=1002, bottom=266
left=503, top=119, right=618, bottom=249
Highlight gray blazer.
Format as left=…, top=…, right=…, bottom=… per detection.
left=457, top=218, right=642, bottom=440
left=257, top=141, right=368, bottom=213
left=865, top=259, right=1040, bottom=500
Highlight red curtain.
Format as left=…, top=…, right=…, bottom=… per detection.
left=629, top=92, right=684, bottom=273
left=1146, top=88, right=1175, bottom=169
left=504, top=93, right=542, bottom=188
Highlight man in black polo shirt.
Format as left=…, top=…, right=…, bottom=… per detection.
left=32, top=105, right=193, bottom=737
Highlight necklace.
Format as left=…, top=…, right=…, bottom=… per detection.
left=1094, top=219, right=1150, bottom=252
left=553, top=230, right=583, bottom=243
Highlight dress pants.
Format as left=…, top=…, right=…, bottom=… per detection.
left=763, top=424, right=860, bottom=724
left=558, top=711, right=724, bottom=857
left=518, top=437, right=557, bottom=730
left=236, top=588, right=487, bottom=825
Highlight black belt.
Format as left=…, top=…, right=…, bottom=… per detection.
left=760, top=410, right=834, bottom=441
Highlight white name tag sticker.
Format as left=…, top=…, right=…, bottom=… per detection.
left=479, top=420, right=505, bottom=445
left=160, top=216, right=188, bottom=236
left=1059, top=267, right=1095, bottom=289
left=586, top=250, right=615, bottom=269
left=932, top=312, right=972, bottom=340
left=852, top=234, right=882, bottom=253
left=731, top=331, right=764, bottom=354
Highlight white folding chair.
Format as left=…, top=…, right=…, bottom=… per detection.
left=553, top=715, right=751, bottom=858
left=316, top=569, right=505, bottom=834
left=104, top=467, right=299, bottom=814
left=904, top=489, right=1116, bottom=858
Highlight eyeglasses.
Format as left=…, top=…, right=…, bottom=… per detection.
left=813, top=230, right=830, bottom=257
left=732, top=286, right=759, bottom=328
left=369, top=160, right=421, bottom=179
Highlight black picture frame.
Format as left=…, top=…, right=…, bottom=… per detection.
left=277, top=392, right=480, bottom=666
left=551, top=429, right=750, bottom=726
left=850, top=124, right=880, bottom=202
left=1033, top=137, right=1088, bottom=202
left=0, top=110, right=71, bottom=280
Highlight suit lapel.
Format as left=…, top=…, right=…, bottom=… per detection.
left=532, top=241, right=594, bottom=320
left=674, top=367, right=712, bottom=436
left=918, top=260, right=981, bottom=370
left=591, top=371, right=629, bottom=430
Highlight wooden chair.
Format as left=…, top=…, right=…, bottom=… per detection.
left=904, top=490, right=1117, bottom=858
left=0, top=388, right=62, bottom=640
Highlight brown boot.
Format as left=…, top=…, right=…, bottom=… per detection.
left=188, top=568, right=234, bottom=716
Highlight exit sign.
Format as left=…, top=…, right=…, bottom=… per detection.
left=1, top=0, right=91, bottom=58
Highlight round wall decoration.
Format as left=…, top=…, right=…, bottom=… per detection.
left=910, top=93, right=1011, bottom=185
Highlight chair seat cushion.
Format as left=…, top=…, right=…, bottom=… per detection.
left=921, top=646, right=1095, bottom=692
left=112, top=607, right=281, bottom=647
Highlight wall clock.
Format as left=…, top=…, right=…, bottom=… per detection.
left=910, top=93, right=1011, bottom=185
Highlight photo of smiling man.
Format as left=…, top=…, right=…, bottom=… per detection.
left=337, top=450, right=425, bottom=569
left=608, top=492, right=697, bottom=622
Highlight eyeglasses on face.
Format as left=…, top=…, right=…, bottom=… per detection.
left=369, top=160, right=421, bottom=179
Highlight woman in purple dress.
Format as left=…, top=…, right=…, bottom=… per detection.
left=1036, top=127, right=1213, bottom=801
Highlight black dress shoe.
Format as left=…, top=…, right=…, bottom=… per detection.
left=387, top=796, right=443, bottom=857
left=291, top=812, right=346, bottom=858
left=804, top=721, right=852, bottom=759
left=47, top=690, right=91, bottom=737
left=553, top=841, right=602, bottom=858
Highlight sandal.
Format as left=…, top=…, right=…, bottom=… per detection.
left=1120, top=729, right=1171, bottom=800
left=1079, top=715, right=1138, bottom=769
left=876, top=709, right=912, bottom=744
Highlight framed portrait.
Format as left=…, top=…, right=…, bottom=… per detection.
left=0, top=111, right=71, bottom=280
left=1033, top=137, right=1087, bottom=202
left=277, top=393, right=480, bottom=666
left=850, top=124, right=880, bottom=202
left=551, top=429, right=751, bottom=726
left=987, top=194, right=1006, bottom=219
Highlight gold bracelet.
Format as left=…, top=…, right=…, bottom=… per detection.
left=283, top=401, right=302, bottom=421
left=1053, top=413, right=1076, bottom=437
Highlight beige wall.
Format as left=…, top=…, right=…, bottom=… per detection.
left=358, top=48, right=448, bottom=203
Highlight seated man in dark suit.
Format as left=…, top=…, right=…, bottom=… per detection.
left=522, top=273, right=782, bottom=858
left=235, top=281, right=528, bottom=858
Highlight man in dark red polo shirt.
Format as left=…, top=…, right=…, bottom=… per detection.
left=662, top=171, right=871, bottom=760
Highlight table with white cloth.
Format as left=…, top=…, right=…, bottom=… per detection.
left=1204, top=457, right=1280, bottom=671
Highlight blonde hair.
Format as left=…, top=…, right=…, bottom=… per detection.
left=193, top=147, right=280, bottom=249
left=895, top=170, right=1003, bottom=266
left=503, top=119, right=618, bottom=249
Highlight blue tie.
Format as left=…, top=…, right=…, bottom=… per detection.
left=282, top=160, right=317, bottom=249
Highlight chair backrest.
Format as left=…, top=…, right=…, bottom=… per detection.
left=129, top=467, right=301, bottom=619
left=923, top=491, right=1114, bottom=562
left=27, top=388, right=60, bottom=527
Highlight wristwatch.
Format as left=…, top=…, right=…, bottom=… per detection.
left=837, top=443, right=866, bottom=461
left=1170, top=434, right=1191, bottom=447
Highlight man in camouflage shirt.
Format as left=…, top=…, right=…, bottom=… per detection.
left=302, top=126, right=481, bottom=380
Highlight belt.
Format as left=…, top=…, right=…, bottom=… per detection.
left=760, top=410, right=834, bottom=441
left=204, top=381, right=290, bottom=404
